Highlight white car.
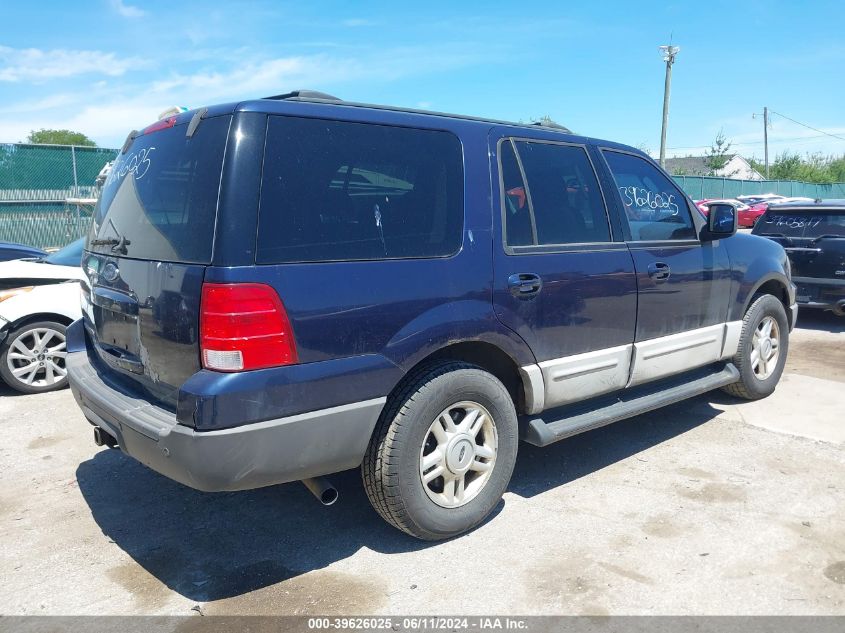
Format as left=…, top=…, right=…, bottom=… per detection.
left=0, top=239, right=84, bottom=394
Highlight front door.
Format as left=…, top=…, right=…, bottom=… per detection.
left=600, top=149, right=733, bottom=386
left=490, top=133, right=637, bottom=409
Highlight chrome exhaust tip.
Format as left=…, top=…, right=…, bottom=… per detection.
left=93, top=427, right=117, bottom=448
left=302, top=477, right=338, bottom=506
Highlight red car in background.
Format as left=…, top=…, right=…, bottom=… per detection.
left=696, top=198, right=763, bottom=227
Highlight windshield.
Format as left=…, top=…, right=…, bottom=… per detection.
left=88, top=114, right=231, bottom=263
left=45, top=238, right=85, bottom=266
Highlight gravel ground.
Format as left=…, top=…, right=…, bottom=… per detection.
left=0, top=310, right=843, bottom=616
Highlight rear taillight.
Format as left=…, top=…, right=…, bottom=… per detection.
left=200, top=283, right=297, bottom=372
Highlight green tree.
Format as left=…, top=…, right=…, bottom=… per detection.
left=704, top=130, right=733, bottom=175
left=25, top=129, right=96, bottom=147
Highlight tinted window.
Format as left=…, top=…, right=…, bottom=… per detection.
left=89, top=115, right=230, bottom=263
left=46, top=238, right=84, bottom=266
left=257, top=116, right=463, bottom=263
left=499, top=140, right=533, bottom=246
left=603, top=151, right=696, bottom=241
left=512, top=141, right=610, bottom=245
left=753, top=209, right=845, bottom=238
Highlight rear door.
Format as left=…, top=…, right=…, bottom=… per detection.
left=490, top=132, right=637, bottom=409
left=599, top=149, right=733, bottom=386
left=81, top=113, right=232, bottom=408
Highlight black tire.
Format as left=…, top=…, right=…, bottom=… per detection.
left=0, top=320, right=69, bottom=394
left=362, top=361, right=518, bottom=540
left=722, top=295, right=789, bottom=400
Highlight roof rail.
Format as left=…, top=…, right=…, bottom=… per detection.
left=263, top=89, right=342, bottom=102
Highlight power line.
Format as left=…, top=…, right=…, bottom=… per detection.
left=769, top=110, right=845, bottom=142
left=667, top=134, right=835, bottom=151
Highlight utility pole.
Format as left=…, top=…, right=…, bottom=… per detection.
left=763, top=106, right=769, bottom=178
left=658, top=44, right=680, bottom=168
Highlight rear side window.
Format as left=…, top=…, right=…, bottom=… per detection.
left=257, top=116, right=463, bottom=263
left=753, top=210, right=845, bottom=238
left=602, top=150, right=696, bottom=241
left=89, top=115, right=231, bottom=263
left=502, top=140, right=610, bottom=246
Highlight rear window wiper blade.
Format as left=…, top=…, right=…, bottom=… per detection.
left=91, top=219, right=131, bottom=254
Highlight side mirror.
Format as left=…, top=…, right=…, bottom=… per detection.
left=702, top=203, right=737, bottom=240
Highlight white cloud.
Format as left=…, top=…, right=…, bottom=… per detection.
left=0, top=101, right=168, bottom=145
left=0, top=45, right=145, bottom=82
left=0, top=45, right=488, bottom=145
left=108, top=0, right=146, bottom=18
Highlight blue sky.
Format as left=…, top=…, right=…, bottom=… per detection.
left=1, top=0, right=844, bottom=159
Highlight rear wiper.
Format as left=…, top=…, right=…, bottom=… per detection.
left=91, top=235, right=131, bottom=254
left=811, top=234, right=844, bottom=242
left=91, top=219, right=131, bottom=254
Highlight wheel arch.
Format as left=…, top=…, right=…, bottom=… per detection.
left=743, top=274, right=793, bottom=327
left=386, top=340, right=531, bottom=415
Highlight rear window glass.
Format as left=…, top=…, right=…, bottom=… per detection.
left=753, top=209, right=845, bottom=238
left=88, top=115, right=231, bottom=263
left=256, top=116, right=463, bottom=263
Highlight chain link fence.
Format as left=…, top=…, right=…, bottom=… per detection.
left=0, top=143, right=118, bottom=250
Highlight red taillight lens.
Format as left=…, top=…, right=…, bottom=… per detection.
left=200, top=283, right=297, bottom=372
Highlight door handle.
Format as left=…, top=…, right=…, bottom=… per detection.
left=508, top=273, right=543, bottom=298
left=647, top=262, right=671, bottom=282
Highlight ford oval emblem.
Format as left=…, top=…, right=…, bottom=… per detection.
left=102, top=262, right=120, bottom=283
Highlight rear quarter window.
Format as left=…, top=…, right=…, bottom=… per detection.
left=256, top=116, right=464, bottom=263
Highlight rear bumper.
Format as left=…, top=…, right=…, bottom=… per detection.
left=793, top=277, right=845, bottom=314
left=67, top=348, right=385, bottom=492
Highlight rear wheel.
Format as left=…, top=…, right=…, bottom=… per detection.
left=362, top=361, right=518, bottom=540
left=0, top=321, right=69, bottom=394
left=722, top=295, right=788, bottom=400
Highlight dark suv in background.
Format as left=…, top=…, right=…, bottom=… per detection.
left=752, top=199, right=845, bottom=316
left=68, top=91, right=796, bottom=540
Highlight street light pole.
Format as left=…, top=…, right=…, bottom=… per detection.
left=763, top=106, right=769, bottom=178
left=658, top=45, right=680, bottom=169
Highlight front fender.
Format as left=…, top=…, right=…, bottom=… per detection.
left=724, top=233, right=794, bottom=322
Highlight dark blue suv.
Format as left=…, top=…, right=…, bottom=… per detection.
left=67, top=91, right=796, bottom=540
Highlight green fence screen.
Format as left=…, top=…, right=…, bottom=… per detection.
left=0, top=143, right=118, bottom=250
left=672, top=175, right=845, bottom=201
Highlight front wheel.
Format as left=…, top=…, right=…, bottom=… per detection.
left=722, top=295, right=789, bottom=400
left=362, top=361, right=518, bottom=540
left=0, top=321, right=69, bottom=394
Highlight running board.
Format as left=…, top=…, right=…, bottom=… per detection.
left=522, top=363, right=739, bottom=447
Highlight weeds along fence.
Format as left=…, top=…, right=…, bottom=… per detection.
left=0, top=143, right=118, bottom=249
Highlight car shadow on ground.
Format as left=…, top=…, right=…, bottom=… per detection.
left=0, top=382, right=27, bottom=397
left=75, top=395, right=724, bottom=603
left=794, top=309, right=845, bottom=333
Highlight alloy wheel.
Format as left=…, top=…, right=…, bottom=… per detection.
left=6, top=327, right=68, bottom=389
left=419, top=401, right=498, bottom=508
left=750, top=316, right=780, bottom=380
